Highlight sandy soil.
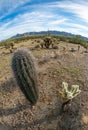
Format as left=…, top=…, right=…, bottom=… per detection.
left=0, top=39, right=88, bottom=130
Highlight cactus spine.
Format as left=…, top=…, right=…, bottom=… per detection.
left=11, top=48, right=38, bottom=105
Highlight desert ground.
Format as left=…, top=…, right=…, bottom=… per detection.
left=0, top=39, right=88, bottom=130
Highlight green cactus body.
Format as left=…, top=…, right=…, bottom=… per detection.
left=12, top=48, right=38, bottom=105
left=43, top=36, right=52, bottom=48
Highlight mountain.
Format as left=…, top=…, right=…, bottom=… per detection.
left=11, top=30, right=88, bottom=41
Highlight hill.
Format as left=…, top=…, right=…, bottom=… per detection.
left=11, top=30, right=88, bottom=41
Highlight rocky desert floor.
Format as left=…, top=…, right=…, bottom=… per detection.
left=0, top=39, right=88, bottom=130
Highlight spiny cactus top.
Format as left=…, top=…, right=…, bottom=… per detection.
left=59, top=82, right=81, bottom=100
left=11, top=48, right=38, bottom=105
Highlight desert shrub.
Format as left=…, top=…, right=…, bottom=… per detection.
left=70, top=48, right=76, bottom=52
left=82, top=42, right=88, bottom=50
left=59, top=36, right=68, bottom=42
left=43, top=36, right=52, bottom=48
left=40, top=42, right=45, bottom=48
left=10, top=42, right=14, bottom=49
left=68, top=36, right=83, bottom=44
left=52, top=45, right=58, bottom=49
left=34, top=45, right=40, bottom=49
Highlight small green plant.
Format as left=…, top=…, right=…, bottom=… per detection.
left=60, top=82, right=81, bottom=100
left=40, top=42, right=45, bottom=48
left=56, top=82, right=81, bottom=112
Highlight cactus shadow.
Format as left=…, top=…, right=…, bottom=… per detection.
left=0, top=103, right=30, bottom=117
left=0, top=77, right=17, bottom=93
left=12, top=103, right=81, bottom=130
left=0, top=103, right=61, bottom=129
left=12, top=105, right=61, bottom=129
left=0, top=123, right=12, bottom=130
left=0, top=102, right=82, bottom=130
left=57, top=102, right=81, bottom=130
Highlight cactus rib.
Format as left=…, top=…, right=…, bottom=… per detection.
left=11, top=48, right=38, bottom=105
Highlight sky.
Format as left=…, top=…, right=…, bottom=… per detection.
left=0, top=0, right=88, bottom=41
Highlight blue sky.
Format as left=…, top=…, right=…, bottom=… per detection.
left=0, top=0, right=88, bottom=40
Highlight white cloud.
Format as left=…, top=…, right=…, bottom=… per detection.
left=48, top=0, right=88, bottom=22
left=49, top=18, right=67, bottom=25
left=64, top=22, right=88, bottom=31
left=0, top=0, right=31, bottom=19
left=0, top=0, right=88, bottom=40
left=0, top=9, right=69, bottom=40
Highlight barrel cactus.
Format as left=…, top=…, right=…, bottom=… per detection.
left=11, top=48, right=38, bottom=105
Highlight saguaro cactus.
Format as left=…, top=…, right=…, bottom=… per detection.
left=11, top=48, right=38, bottom=105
